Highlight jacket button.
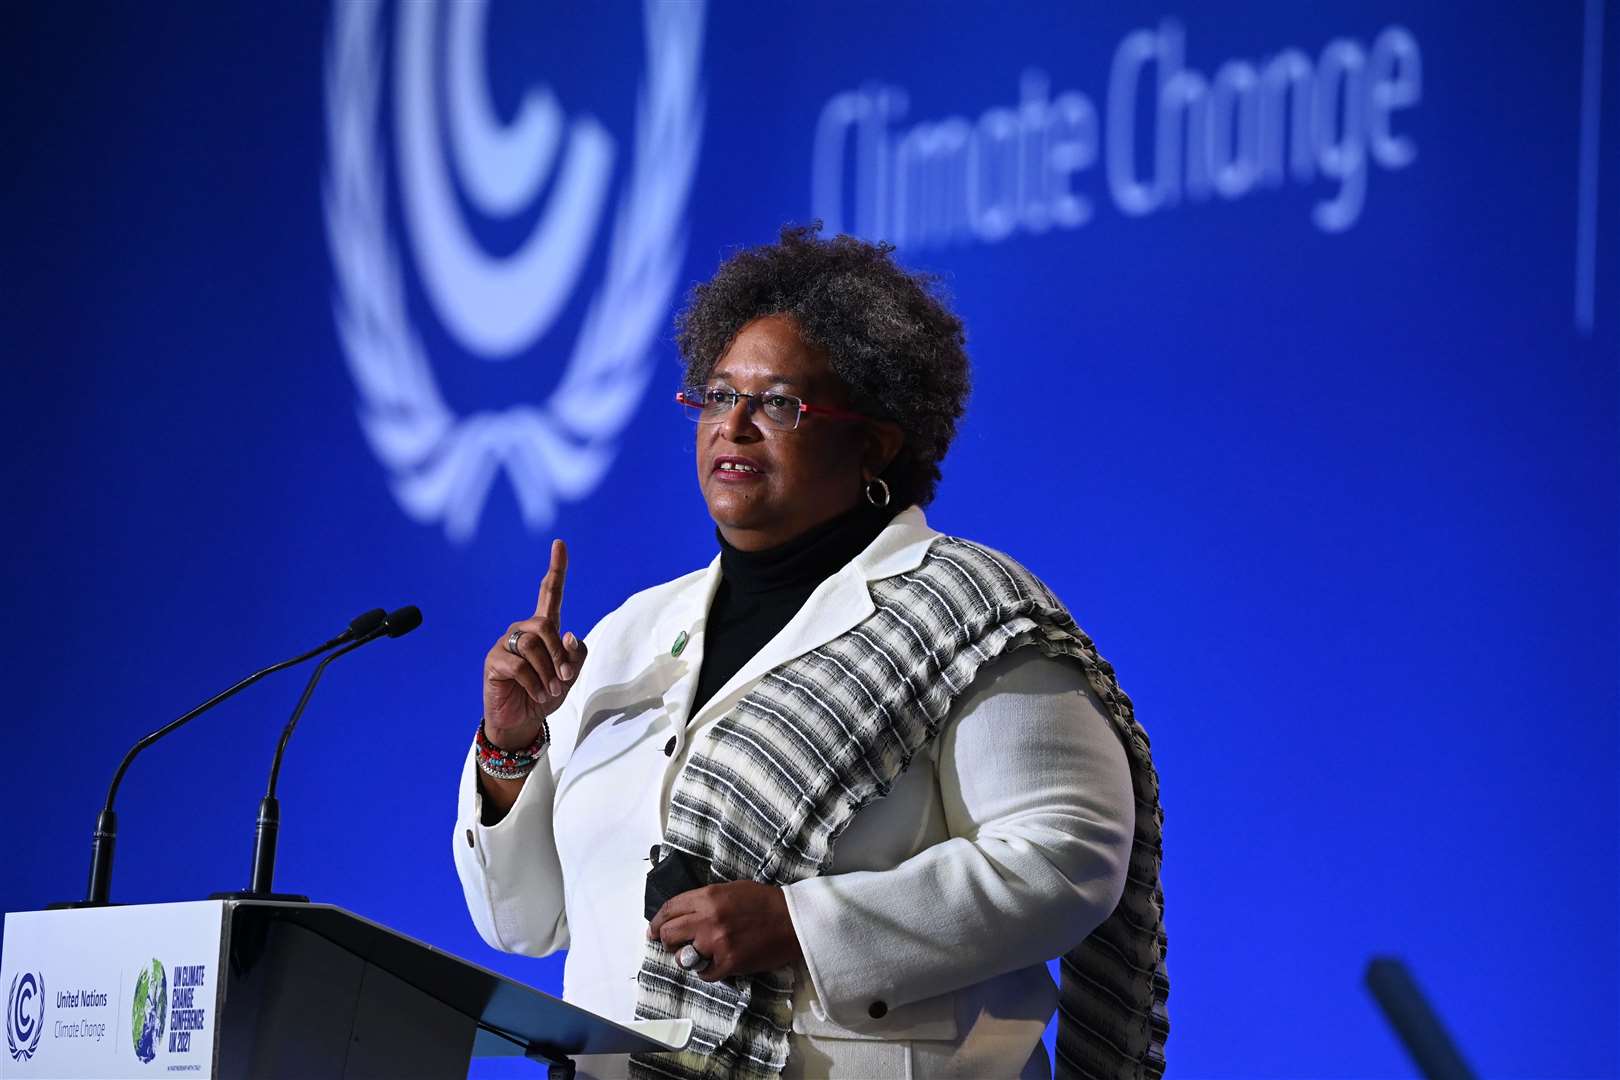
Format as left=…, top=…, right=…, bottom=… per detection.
left=867, top=1001, right=887, bottom=1019
left=464, top=829, right=474, bottom=849
left=664, top=736, right=677, bottom=757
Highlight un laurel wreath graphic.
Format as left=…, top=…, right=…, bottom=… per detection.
left=6, top=971, right=43, bottom=1062
left=324, top=0, right=705, bottom=542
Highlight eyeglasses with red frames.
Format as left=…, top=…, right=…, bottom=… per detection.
left=676, top=386, right=870, bottom=431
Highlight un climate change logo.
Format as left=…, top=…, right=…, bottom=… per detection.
left=6, top=972, right=44, bottom=1062
left=323, top=0, right=706, bottom=542
left=131, top=960, right=166, bottom=1064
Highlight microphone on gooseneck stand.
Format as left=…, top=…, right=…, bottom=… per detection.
left=215, top=605, right=423, bottom=903
left=53, top=608, right=388, bottom=909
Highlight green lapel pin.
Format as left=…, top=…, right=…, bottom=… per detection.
left=671, top=630, right=689, bottom=657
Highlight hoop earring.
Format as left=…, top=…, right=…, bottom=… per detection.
left=864, top=477, right=891, bottom=507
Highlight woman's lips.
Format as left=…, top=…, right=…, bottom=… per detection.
left=711, top=457, right=766, bottom=482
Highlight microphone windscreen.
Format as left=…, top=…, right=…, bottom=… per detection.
left=348, top=608, right=387, bottom=638
left=384, top=605, right=423, bottom=638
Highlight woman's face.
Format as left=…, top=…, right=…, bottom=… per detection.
left=696, top=314, right=874, bottom=551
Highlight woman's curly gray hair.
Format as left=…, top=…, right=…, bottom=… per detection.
left=675, top=223, right=971, bottom=508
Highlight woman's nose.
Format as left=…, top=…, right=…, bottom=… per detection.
left=717, top=396, right=761, bottom=439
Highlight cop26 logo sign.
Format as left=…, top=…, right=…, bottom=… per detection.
left=324, top=1, right=705, bottom=542
left=6, top=971, right=44, bottom=1062
left=131, top=960, right=167, bottom=1064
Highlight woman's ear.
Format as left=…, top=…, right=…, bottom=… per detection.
left=863, top=420, right=905, bottom=478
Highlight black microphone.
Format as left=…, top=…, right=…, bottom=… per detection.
left=226, top=605, right=422, bottom=901
left=57, top=608, right=388, bottom=909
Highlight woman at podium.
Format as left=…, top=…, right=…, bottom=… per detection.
left=454, top=225, right=1167, bottom=1079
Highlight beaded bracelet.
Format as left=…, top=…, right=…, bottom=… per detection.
left=475, top=717, right=549, bottom=781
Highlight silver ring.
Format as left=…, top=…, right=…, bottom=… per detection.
left=505, top=629, right=525, bottom=655
left=676, top=943, right=710, bottom=972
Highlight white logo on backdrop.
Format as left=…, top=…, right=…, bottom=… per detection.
left=324, top=0, right=705, bottom=541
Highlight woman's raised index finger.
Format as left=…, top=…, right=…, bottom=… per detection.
left=534, top=538, right=568, bottom=619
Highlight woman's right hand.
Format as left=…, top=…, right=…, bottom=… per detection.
left=482, top=539, right=589, bottom=750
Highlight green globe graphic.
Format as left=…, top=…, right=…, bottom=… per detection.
left=130, top=960, right=167, bottom=1064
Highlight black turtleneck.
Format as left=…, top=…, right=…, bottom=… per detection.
left=690, top=502, right=895, bottom=717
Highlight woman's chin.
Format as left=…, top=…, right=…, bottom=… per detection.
left=708, top=504, right=800, bottom=550
left=704, top=486, right=767, bottom=526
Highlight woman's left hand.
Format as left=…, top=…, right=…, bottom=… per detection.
left=647, top=882, right=804, bottom=981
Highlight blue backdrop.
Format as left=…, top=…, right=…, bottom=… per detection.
left=2, top=2, right=1615, bottom=1076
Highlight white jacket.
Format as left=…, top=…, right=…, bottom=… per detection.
left=454, top=508, right=1135, bottom=1078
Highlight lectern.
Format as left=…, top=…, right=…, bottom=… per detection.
left=0, top=900, right=689, bottom=1079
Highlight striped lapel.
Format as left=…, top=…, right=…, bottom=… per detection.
left=683, top=507, right=938, bottom=731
